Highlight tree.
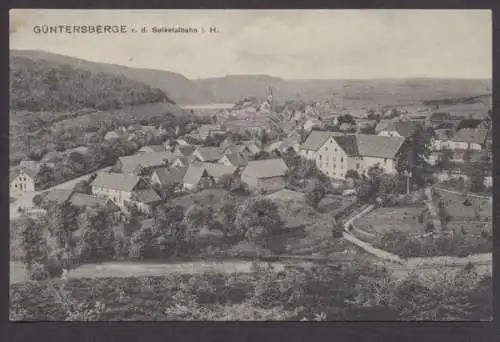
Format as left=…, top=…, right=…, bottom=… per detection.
left=78, top=206, right=115, bottom=262
left=463, top=153, right=490, bottom=193
left=215, top=194, right=238, bottom=239
left=234, top=197, right=283, bottom=241
left=338, top=114, right=355, bottom=125
left=183, top=205, right=214, bottom=245
left=46, top=201, right=81, bottom=251
left=19, top=215, right=47, bottom=270
left=396, top=125, right=434, bottom=188
left=254, top=150, right=272, bottom=160
left=345, top=170, right=360, bottom=180
left=304, top=180, right=326, bottom=209
left=437, top=200, right=452, bottom=230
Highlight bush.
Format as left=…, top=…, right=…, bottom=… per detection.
left=28, top=262, right=49, bottom=281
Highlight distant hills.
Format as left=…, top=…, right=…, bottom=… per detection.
left=10, top=50, right=492, bottom=107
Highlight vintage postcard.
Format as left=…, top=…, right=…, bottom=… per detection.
left=9, top=9, right=492, bottom=321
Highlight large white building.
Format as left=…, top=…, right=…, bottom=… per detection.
left=301, top=131, right=406, bottom=180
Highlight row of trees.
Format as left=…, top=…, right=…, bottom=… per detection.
left=17, top=191, right=286, bottom=278
left=127, top=195, right=284, bottom=260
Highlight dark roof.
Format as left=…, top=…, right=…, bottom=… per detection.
left=91, top=173, right=142, bottom=191
left=356, top=135, right=405, bottom=159
left=242, top=159, right=289, bottom=179
left=392, top=121, right=422, bottom=138
left=333, top=135, right=359, bottom=156
left=430, top=112, right=452, bottom=121
left=333, top=134, right=405, bottom=159
left=153, top=166, right=188, bottom=185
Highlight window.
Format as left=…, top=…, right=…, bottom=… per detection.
left=335, top=148, right=337, bottom=152
left=384, top=158, right=387, bottom=164
left=325, top=147, right=328, bottom=152
left=14, top=184, right=17, bottom=188
left=333, top=164, right=336, bottom=169
left=356, top=163, right=360, bottom=169
left=341, top=158, right=344, bottom=163
left=319, top=155, right=323, bottom=160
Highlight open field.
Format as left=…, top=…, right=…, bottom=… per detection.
left=434, top=187, right=492, bottom=220
left=354, top=205, right=426, bottom=241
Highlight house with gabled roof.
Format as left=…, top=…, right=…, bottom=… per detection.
left=182, top=163, right=240, bottom=191
left=302, top=131, right=405, bottom=179
left=91, top=172, right=161, bottom=213
left=151, top=166, right=189, bottom=193
left=182, top=165, right=214, bottom=190
left=300, top=131, right=344, bottom=160
left=10, top=167, right=39, bottom=194
left=241, top=158, right=289, bottom=193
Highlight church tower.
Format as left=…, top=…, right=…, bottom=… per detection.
left=266, top=85, right=274, bottom=110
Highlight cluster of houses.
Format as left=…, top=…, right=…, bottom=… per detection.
left=83, top=132, right=292, bottom=214
left=10, top=92, right=493, bottom=216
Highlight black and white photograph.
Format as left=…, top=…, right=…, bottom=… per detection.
left=9, top=9, right=492, bottom=321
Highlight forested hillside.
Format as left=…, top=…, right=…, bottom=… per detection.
left=10, top=56, right=173, bottom=112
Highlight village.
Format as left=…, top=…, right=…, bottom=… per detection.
left=10, top=86, right=492, bottom=220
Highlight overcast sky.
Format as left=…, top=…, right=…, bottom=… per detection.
left=10, top=9, right=491, bottom=79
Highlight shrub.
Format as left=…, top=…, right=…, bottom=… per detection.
left=28, top=262, right=49, bottom=281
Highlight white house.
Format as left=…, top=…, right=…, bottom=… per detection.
left=301, top=131, right=405, bottom=180
left=10, top=168, right=39, bottom=194
left=300, top=131, right=344, bottom=161
left=91, top=173, right=161, bottom=213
